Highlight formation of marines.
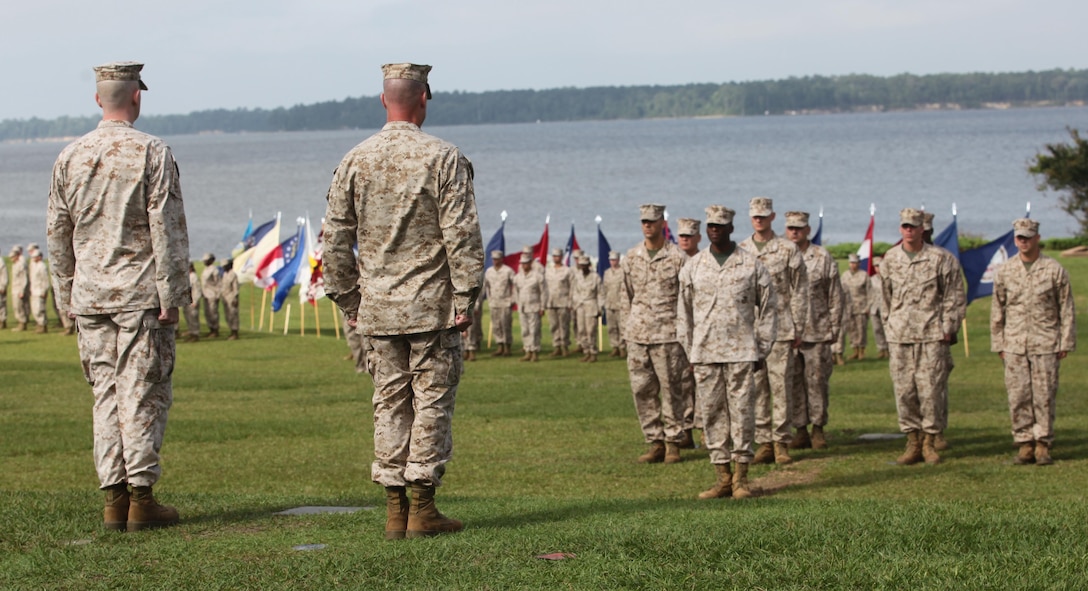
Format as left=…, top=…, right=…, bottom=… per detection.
left=26, top=60, right=1077, bottom=538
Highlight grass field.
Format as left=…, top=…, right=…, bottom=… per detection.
left=2, top=256, right=1088, bottom=590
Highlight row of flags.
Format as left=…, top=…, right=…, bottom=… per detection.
left=227, top=202, right=1025, bottom=316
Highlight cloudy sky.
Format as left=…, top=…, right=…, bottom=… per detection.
left=3, top=0, right=1085, bottom=120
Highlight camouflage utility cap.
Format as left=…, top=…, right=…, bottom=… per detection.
left=1013, top=218, right=1039, bottom=238
left=520, top=253, right=533, bottom=263
left=639, top=204, right=666, bottom=222
left=705, top=205, right=735, bottom=225
left=784, top=211, right=809, bottom=228
left=900, top=208, right=924, bottom=227
left=922, top=211, right=935, bottom=231
left=848, top=253, right=859, bottom=263
left=609, top=251, right=620, bottom=260
left=677, top=217, right=700, bottom=236
left=93, top=61, right=148, bottom=90
left=491, top=249, right=504, bottom=259
left=749, top=197, right=774, bottom=217
left=551, top=248, right=563, bottom=257
left=381, top=63, right=432, bottom=99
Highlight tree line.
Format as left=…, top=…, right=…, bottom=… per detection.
left=3, top=69, right=1087, bottom=141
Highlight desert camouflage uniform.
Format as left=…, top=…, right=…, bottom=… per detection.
left=10, top=254, right=28, bottom=324
left=678, top=247, right=776, bottom=464
left=47, top=119, right=191, bottom=489
left=344, top=313, right=368, bottom=373
left=183, top=269, right=202, bottom=337
left=484, top=264, right=515, bottom=346
left=931, top=245, right=967, bottom=433
left=602, top=264, right=627, bottom=351
left=545, top=263, right=574, bottom=349
left=221, top=268, right=240, bottom=333
left=739, top=234, right=808, bottom=446
left=881, top=243, right=963, bottom=434
left=514, top=266, right=547, bottom=352
left=991, top=254, right=1075, bottom=445
left=572, top=268, right=604, bottom=355
left=622, top=241, right=688, bottom=444
left=323, top=120, right=483, bottom=488
left=201, top=264, right=221, bottom=334
left=791, top=243, right=843, bottom=429
left=463, top=290, right=484, bottom=353
left=841, top=267, right=870, bottom=350
left=0, top=258, right=7, bottom=325
left=29, top=256, right=51, bottom=328
left=868, top=273, right=888, bottom=354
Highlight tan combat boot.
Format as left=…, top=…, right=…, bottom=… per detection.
left=731, top=462, right=753, bottom=499
left=773, top=442, right=794, bottom=465
left=466, top=350, right=476, bottom=362
left=620, top=346, right=627, bottom=358
left=752, top=442, right=775, bottom=464
left=228, top=330, right=239, bottom=341
left=36, top=324, right=47, bottom=334
left=877, top=350, right=888, bottom=359
left=1035, top=441, right=1053, bottom=466
left=551, top=347, right=563, bottom=358
left=103, top=483, right=129, bottom=532
left=13, top=322, right=27, bottom=332
left=530, top=352, right=539, bottom=362
left=856, top=347, right=865, bottom=360
left=922, top=433, right=941, bottom=465
left=1014, top=442, right=1035, bottom=465
left=384, top=486, right=409, bottom=540
left=610, top=348, right=621, bottom=358
left=638, top=441, right=665, bottom=463
left=811, top=425, right=828, bottom=450
left=520, top=350, right=532, bottom=361
left=789, top=426, right=811, bottom=450
left=587, top=353, right=597, bottom=363
left=664, top=442, right=682, bottom=464
left=698, top=463, right=732, bottom=499
left=835, top=353, right=845, bottom=366
left=934, top=432, right=949, bottom=451
left=896, top=431, right=923, bottom=465
left=679, top=429, right=696, bottom=450
left=127, top=486, right=180, bottom=531
left=406, top=484, right=463, bottom=538
left=208, top=330, right=219, bottom=338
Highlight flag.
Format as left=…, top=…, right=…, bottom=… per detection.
left=304, top=220, right=325, bottom=304
left=562, top=223, right=581, bottom=266
left=663, top=219, right=677, bottom=245
left=231, top=213, right=255, bottom=258
left=857, top=210, right=874, bottom=275
left=270, top=223, right=306, bottom=312
left=960, top=230, right=1016, bottom=304
left=237, top=214, right=281, bottom=283
left=505, top=216, right=548, bottom=271
left=934, top=212, right=960, bottom=260
left=254, top=221, right=299, bottom=290
left=596, top=223, right=611, bottom=278
left=812, top=211, right=824, bottom=246
left=483, top=218, right=506, bottom=270
left=296, top=216, right=320, bottom=304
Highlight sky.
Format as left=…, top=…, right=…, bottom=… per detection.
left=3, top=0, right=1086, bottom=121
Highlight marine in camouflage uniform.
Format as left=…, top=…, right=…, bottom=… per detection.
left=200, top=253, right=221, bottom=337
left=514, top=253, right=547, bottom=360
left=462, top=287, right=484, bottom=361
left=880, top=208, right=964, bottom=465
left=0, top=248, right=9, bottom=329
left=220, top=259, right=240, bottom=339
left=922, top=212, right=967, bottom=451
left=738, top=197, right=808, bottom=464
left=28, top=248, right=51, bottom=332
left=623, top=204, right=690, bottom=464
left=678, top=205, right=776, bottom=499
left=483, top=251, right=515, bottom=355
left=9, top=247, right=29, bottom=330
left=544, top=248, right=574, bottom=356
left=323, top=63, right=483, bottom=539
left=991, top=218, right=1075, bottom=466
left=182, top=263, right=202, bottom=342
left=675, top=218, right=702, bottom=447
left=47, top=61, right=189, bottom=530
left=840, top=253, right=870, bottom=360
left=572, top=254, right=604, bottom=361
left=868, top=257, right=888, bottom=358
left=602, top=251, right=627, bottom=357
left=784, top=211, right=843, bottom=450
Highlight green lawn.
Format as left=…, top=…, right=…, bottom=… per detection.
left=2, top=257, right=1088, bottom=590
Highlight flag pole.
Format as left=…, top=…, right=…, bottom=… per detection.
left=331, top=300, right=341, bottom=339
left=597, top=315, right=603, bottom=353
left=283, top=304, right=291, bottom=335
left=313, top=300, right=322, bottom=338
left=299, top=300, right=305, bottom=336
left=962, top=318, right=970, bottom=358
left=250, top=284, right=256, bottom=330
left=258, top=288, right=267, bottom=330
left=268, top=295, right=275, bottom=332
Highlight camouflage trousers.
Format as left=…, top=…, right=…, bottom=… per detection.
left=520, top=310, right=542, bottom=352
left=627, top=341, right=688, bottom=443
left=223, top=298, right=239, bottom=332
left=755, top=341, right=797, bottom=444
left=605, top=307, right=624, bottom=351
left=547, top=307, right=571, bottom=348
left=791, top=341, right=832, bottom=428
left=182, top=303, right=200, bottom=336
left=846, top=313, right=868, bottom=349
left=682, top=361, right=700, bottom=430
left=463, top=307, right=483, bottom=351
left=344, top=316, right=367, bottom=373
left=203, top=296, right=220, bottom=333
left=77, top=310, right=174, bottom=489
left=870, top=311, right=888, bottom=352
left=490, top=305, right=512, bottom=345
left=694, top=362, right=755, bottom=464
left=368, top=328, right=462, bottom=488
left=31, top=294, right=48, bottom=327
left=0, top=293, right=5, bottom=323
left=574, top=307, right=598, bottom=354
left=13, top=294, right=29, bottom=323
left=888, top=341, right=949, bottom=434
left=1003, top=352, right=1060, bottom=445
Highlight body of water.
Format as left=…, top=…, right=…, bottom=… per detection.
left=3, top=106, right=1087, bottom=259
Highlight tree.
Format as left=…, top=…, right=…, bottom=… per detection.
left=1030, top=127, right=1088, bottom=236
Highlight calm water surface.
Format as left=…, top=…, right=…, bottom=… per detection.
left=2, top=106, right=1086, bottom=258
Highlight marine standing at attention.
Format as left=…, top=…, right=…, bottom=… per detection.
left=738, top=197, right=808, bottom=465
left=544, top=247, right=574, bottom=357
left=880, top=208, right=963, bottom=466
left=868, top=256, right=889, bottom=359
left=678, top=205, right=776, bottom=500
left=840, top=253, right=870, bottom=361
left=922, top=211, right=966, bottom=452
left=200, top=253, right=221, bottom=338
left=0, top=247, right=8, bottom=329
left=9, top=246, right=29, bottom=331
left=991, top=218, right=1075, bottom=466
left=483, top=250, right=515, bottom=357
left=323, top=63, right=484, bottom=540
left=182, top=262, right=202, bottom=342
left=220, top=259, right=240, bottom=340
left=28, top=246, right=51, bottom=333
left=623, top=204, right=689, bottom=465
left=514, top=252, right=547, bottom=362
left=602, top=251, right=628, bottom=357
left=674, top=217, right=702, bottom=448
left=572, top=253, right=604, bottom=362
left=47, top=61, right=190, bottom=531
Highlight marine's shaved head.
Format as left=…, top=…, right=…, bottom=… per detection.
left=96, top=80, right=139, bottom=110
left=382, top=78, right=427, bottom=107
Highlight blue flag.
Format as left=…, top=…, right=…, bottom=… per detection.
left=960, top=229, right=1015, bottom=304
left=812, top=213, right=823, bottom=246
left=243, top=218, right=277, bottom=251
left=271, top=225, right=305, bottom=312
left=596, top=225, right=611, bottom=278
left=484, top=221, right=506, bottom=270
left=934, top=216, right=960, bottom=260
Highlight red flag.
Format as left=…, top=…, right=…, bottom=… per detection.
left=856, top=212, right=875, bottom=276
left=506, top=218, right=549, bottom=271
